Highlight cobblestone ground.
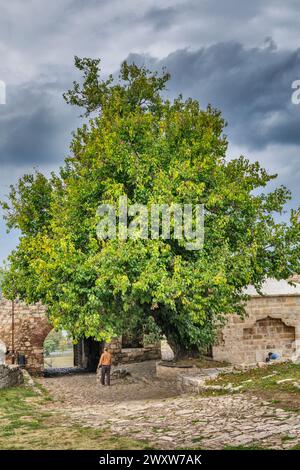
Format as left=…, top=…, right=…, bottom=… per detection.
left=38, top=361, right=300, bottom=450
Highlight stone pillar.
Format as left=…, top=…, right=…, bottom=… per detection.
left=0, top=340, right=6, bottom=364
left=105, top=337, right=122, bottom=364
left=293, top=325, right=300, bottom=362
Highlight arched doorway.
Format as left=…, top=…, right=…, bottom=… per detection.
left=43, top=330, right=74, bottom=369
left=243, top=316, right=296, bottom=362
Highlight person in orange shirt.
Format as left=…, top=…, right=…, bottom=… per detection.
left=98, top=347, right=112, bottom=386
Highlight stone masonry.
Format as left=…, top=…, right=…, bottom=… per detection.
left=213, top=294, right=300, bottom=364
left=0, top=364, right=24, bottom=389
left=1, top=278, right=300, bottom=372
left=0, top=297, right=160, bottom=374
left=106, top=337, right=161, bottom=364
left=0, top=298, right=51, bottom=374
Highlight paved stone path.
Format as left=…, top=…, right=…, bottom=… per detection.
left=38, top=362, right=300, bottom=450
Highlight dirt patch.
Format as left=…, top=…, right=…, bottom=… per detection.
left=38, top=361, right=179, bottom=406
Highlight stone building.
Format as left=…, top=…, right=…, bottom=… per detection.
left=213, top=278, right=300, bottom=364
left=1, top=277, right=300, bottom=373
left=0, top=295, right=160, bottom=374
left=73, top=336, right=161, bottom=370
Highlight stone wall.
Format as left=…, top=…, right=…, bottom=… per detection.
left=0, top=364, right=24, bottom=389
left=0, top=298, right=51, bottom=374
left=5, top=292, right=298, bottom=370
left=106, top=337, right=161, bottom=365
left=120, top=346, right=161, bottom=363
left=213, top=295, right=300, bottom=364
left=0, top=297, right=161, bottom=374
left=156, top=362, right=199, bottom=379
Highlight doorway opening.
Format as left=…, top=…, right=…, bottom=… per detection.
left=43, top=330, right=74, bottom=369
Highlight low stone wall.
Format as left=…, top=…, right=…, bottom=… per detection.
left=0, top=364, right=24, bottom=389
left=177, top=367, right=235, bottom=393
left=156, top=361, right=236, bottom=391
left=120, top=346, right=161, bottom=364
left=106, top=337, right=161, bottom=364
left=156, top=362, right=199, bottom=379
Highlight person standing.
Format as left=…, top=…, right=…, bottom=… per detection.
left=98, top=347, right=112, bottom=386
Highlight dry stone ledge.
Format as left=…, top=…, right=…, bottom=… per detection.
left=156, top=361, right=240, bottom=393
left=176, top=367, right=237, bottom=393
left=0, top=364, right=24, bottom=389
left=156, top=361, right=200, bottom=379
left=176, top=362, right=289, bottom=394
left=111, top=367, right=131, bottom=379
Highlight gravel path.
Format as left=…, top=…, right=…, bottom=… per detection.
left=38, top=361, right=300, bottom=450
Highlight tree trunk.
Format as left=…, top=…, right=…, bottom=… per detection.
left=152, top=306, right=200, bottom=361
left=165, top=333, right=199, bottom=361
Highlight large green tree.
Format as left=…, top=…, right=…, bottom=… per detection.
left=1, top=58, right=300, bottom=357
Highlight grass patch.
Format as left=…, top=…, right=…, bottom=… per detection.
left=191, top=436, right=204, bottom=443
left=282, top=435, right=296, bottom=442
left=206, top=363, right=300, bottom=411
left=291, top=444, right=300, bottom=450
left=0, top=385, right=152, bottom=450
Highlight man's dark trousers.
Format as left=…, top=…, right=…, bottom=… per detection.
left=101, top=365, right=111, bottom=385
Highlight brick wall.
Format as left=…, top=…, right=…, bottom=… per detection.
left=242, top=317, right=295, bottom=362
left=213, top=295, right=300, bottom=364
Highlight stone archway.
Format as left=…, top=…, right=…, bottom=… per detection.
left=0, top=298, right=52, bottom=374
left=213, top=294, right=300, bottom=364
left=242, top=316, right=296, bottom=362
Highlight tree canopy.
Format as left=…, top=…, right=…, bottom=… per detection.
left=1, top=58, right=300, bottom=357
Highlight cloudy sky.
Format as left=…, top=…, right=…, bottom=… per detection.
left=1, top=0, right=300, bottom=263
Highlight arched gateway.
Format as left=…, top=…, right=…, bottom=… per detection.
left=0, top=298, right=51, bottom=374
left=0, top=297, right=160, bottom=374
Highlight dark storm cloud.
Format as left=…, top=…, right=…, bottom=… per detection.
left=1, top=39, right=300, bottom=179
left=1, top=38, right=299, bottom=174
left=0, top=76, right=78, bottom=166
left=1, top=0, right=300, bottom=262
left=126, top=42, right=300, bottom=149
left=142, top=6, right=178, bottom=31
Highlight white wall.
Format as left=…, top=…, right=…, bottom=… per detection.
left=0, top=340, right=6, bottom=364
